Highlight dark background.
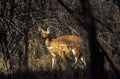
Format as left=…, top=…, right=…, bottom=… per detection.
left=0, top=0, right=120, bottom=79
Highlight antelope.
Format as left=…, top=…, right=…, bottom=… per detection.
left=38, top=27, right=86, bottom=69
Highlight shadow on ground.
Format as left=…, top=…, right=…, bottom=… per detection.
left=0, top=66, right=89, bottom=79
left=0, top=66, right=119, bottom=79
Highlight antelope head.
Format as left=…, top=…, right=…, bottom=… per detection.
left=38, top=27, right=50, bottom=38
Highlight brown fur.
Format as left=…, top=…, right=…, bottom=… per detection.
left=38, top=27, right=86, bottom=69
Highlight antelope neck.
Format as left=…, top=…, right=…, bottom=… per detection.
left=45, top=35, right=53, bottom=47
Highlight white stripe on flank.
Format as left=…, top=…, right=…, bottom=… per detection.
left=47, top=47, right=53, bottom=49
left=59, top=44, right=67, bottom=46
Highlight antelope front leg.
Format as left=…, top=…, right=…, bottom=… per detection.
left=51, top=53, right=56, bottom=69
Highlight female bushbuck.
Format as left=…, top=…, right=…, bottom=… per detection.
left=38, top=27, right=86, bottom=69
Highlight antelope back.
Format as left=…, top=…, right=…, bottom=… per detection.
left=56, top=35, right=83, bottom=47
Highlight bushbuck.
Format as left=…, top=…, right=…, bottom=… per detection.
left=38, top=27, right=86, bottom=69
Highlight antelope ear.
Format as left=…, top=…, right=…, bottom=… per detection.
left=38, top=27, right=43, bottom=32
left=47, top=27, right=50, bottom=34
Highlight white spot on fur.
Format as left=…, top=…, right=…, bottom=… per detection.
left=51, top=53, right=56, bottom=57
